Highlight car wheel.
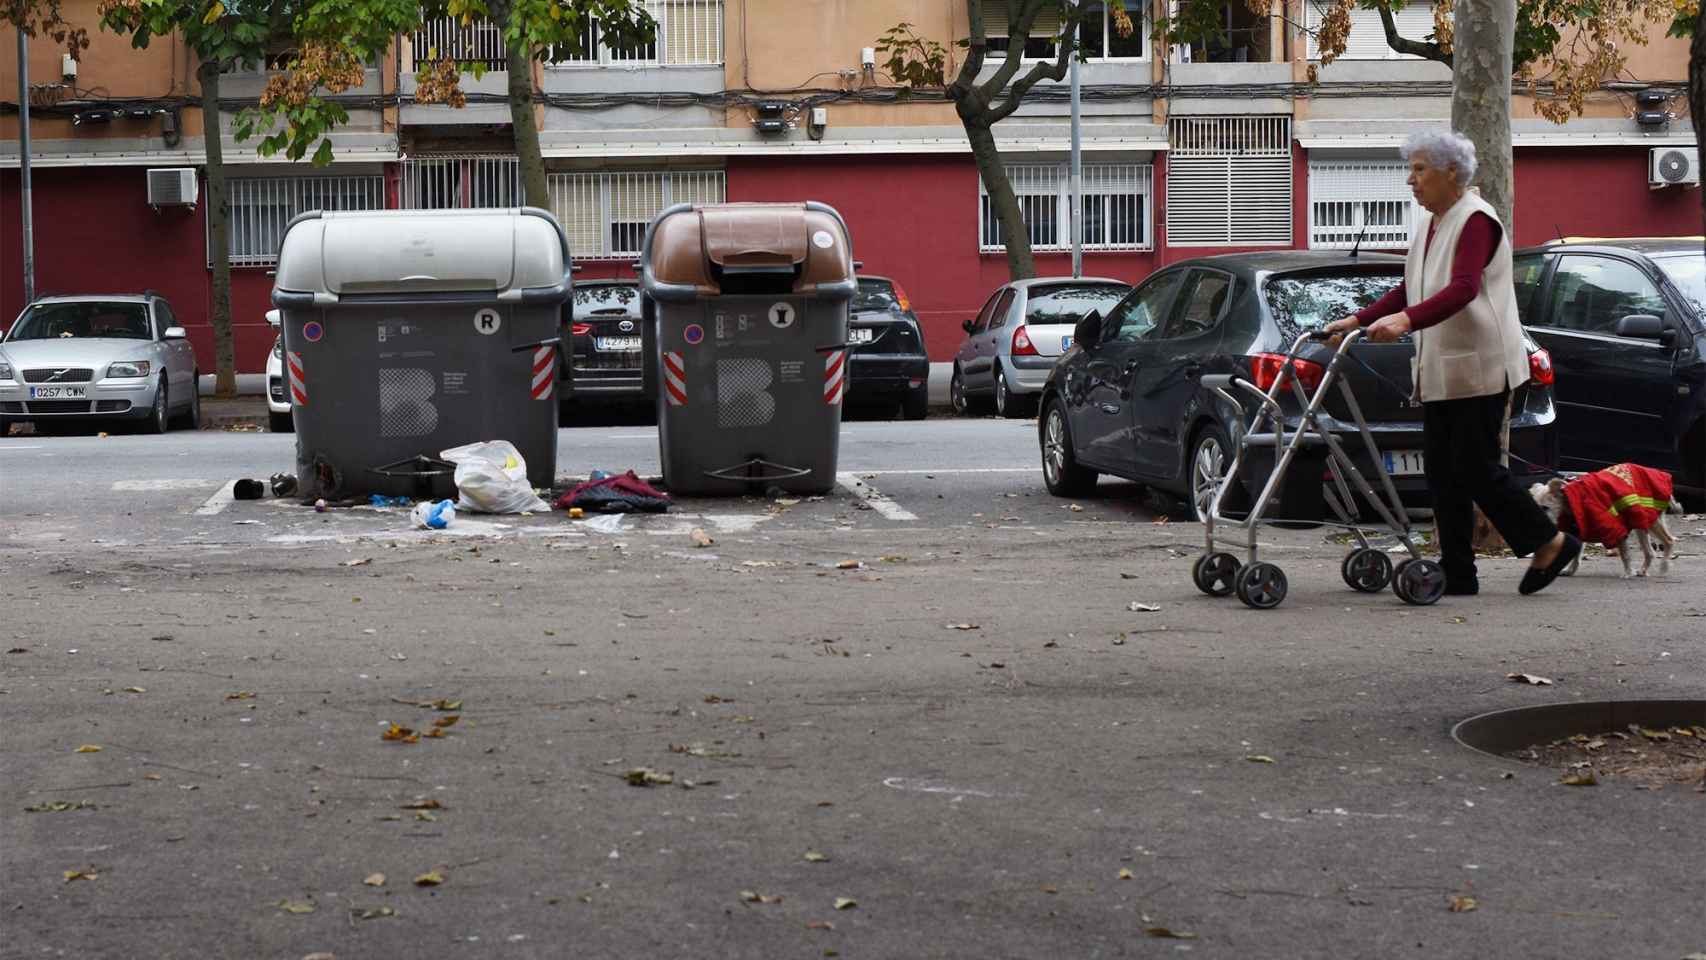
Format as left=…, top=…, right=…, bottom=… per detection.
left=901, top=384, right=928, bottom=421
left=144, top=377, right=170, bottom=435
left=949, top=365, right=970, bottom=416
left=269, top=410, right=294, bottom=433
left=994, top=368, right=1029, bottom=420
left=1041, top=398, right=1098, bottom=497
left=1188, top=424, right=1235, bottom=521
left=174, top=373, right=201, bottom=430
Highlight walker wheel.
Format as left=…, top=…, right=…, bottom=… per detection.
left=1191, top=552, right=1241, bottom=597
left=1341, top=548, right=1394, bottom=593
left=1234, top=562, right=1288, bottom=610
left=1392, top=558, right=1446, bottom=606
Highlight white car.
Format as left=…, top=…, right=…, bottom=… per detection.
left=0, top=293, right=200, bottom=434
left=265, top=308, right=292, bottom=432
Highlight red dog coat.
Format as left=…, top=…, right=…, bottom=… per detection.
left=1561, top=463, right=1674, bottom=549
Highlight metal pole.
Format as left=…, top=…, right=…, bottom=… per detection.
left=17, top=28, right=36, bottom=304
left=1068, top=16, right=1083, bottom=278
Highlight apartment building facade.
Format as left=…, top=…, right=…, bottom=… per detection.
left=4, top=0, right=1700, bottom=371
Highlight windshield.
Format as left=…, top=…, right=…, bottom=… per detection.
left=7, top=302, right=153, bottom=341
left=1024, top=283, right=1130, bottom=326
left=853, top=279, right=901, bottom=314
left=1264, top=271, right=1401, bottom=333
left=1653, top=253, right=1706, bottom=314
left=573, top=285, right=639, bottom=315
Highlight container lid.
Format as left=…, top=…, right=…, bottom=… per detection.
left=643, top=202, right=854, bottom=299
left=274, top=209, right=569, bottom=299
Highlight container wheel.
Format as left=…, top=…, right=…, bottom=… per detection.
left=1234, top=561, right=1287, bottom=609
left=1341, top=548, right=1393, bottom=593
left=1392, top=558, right=1446, bottom=606
left=1191, top=552, right=1241, bottom=597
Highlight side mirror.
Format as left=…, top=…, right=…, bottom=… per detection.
left=962, top=319, right=976, bottom=334
left=265, top=309, right=281, bottom=329
left=163, top=326, right=187, bottom=340
left=1073, top=310, right=1103, bottom=350
left=1615, top=314, right=1675, bottom=346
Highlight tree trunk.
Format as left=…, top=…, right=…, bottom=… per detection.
left=199, top=60, right=236, bottom=398
left=966, top=121, right=1036, bottom=280
left=506, top=33, right=549, bottom=209
left=1691, top=7, right=1706, bottom=253
left=1449, top=0, right=1516, bottom=230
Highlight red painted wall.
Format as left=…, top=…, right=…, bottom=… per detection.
left=1511, top=146, right=1701, bottom=246
left=1, top=168, right=275, bottom=373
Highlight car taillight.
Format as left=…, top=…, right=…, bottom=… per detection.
left=571, top=323, right=592, bottom=336
left=1251, top=353, right=1325, bottom=394
left=1012, top=326, right=1038, bottom=357
left=1528, top=347, right=1555, bottom=386
left=891, top=281, right=912, bottom=313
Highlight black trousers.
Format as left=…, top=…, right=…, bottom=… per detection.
left=1422, top=390, right=1558, bottom=583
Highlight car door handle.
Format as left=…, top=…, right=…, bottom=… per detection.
left=1099, top=403, right=1120, bottom=415
left=1123, top=360, right=1139, bottom=375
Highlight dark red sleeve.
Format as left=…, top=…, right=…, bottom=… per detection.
left=1402, top=213, right=1500, bottom=331
left=1353, top=282, right=1409, bottom=325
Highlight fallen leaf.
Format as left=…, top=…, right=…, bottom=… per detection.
left=1118, top=868, right=1134, bottom=880
left=377, top=814, right=402, bottom=822
left=430, top=699, right=463, bottom=711
left=1119, top=573, right=1139, bottom=580
left=945, top=623, right=980, bottom=631
left=625, top=768, right=673, bottom=787
left=364, top=873, right=386, bottom=887
left=1637, top=727, right=1671, bottom=741
left=1143, top=927, right=1197, bottom=939
left=143, top=773, right=162, bottom=781
left=1448, top=616, right=1467, bottom=624
left=400, top=798, right=441, bottom=810
left=5, top=647, right=28, bottom=654
left=225, top=691, right=256, bottom=701
left=988, top=661, right=1006, bottom=669
left=430, top=714, right=460, bottom=728
left=414, top=811, right=436, bottom=822
left=703, top=694, right=730, bottom=704
left=341, top=558, right=372, bottom=567
left=74, top=745, right=102, bottom=753
left=422, top=728, right=445, bottom=739
left=413, top=871, right=445, bottom=887
left=1560, top=770, right=1598, bottom=786
left=804, top=851, right=831, bottom=863
left=354, top=906, right=397, bottom=920
left=381, top=724, right=419, bottom=744
left=25, top=801, right=95, bottom=813
left=1506, top=673, right=1554, bottom=685
left=833, top=897, right=858, bottom=910
left=1447, top=894, right=1478, bottom=913
left=879, top=555, right=908, bottom=563
left=739, top=890, right=783, bottom=904
left=276, top=899, right=316, bottom=914
left=1068, top=504, right=1085, bottom=512
left=1127, top=602, right=1161, bottom=612
left=63, top=868, right=98, bottom=883
left=805, top=920, right=835, bottom=931
left=689, top=528, right=714, bottom=548
left=122, top=686, right=146, bottom=694
left=1041, top=885, right=1058, bottom=894
left=1246, top=755, right=1277, bottom=764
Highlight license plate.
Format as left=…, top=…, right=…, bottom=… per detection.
left=594, top=337, right=640, bottom=352
left=849, top=328, right=875, bottom=344
left=1382, top=450, right=1425, bottom=476
left=1061, top=336, right=1073, bottom=351
left=29, top=386, right=86, bottom=399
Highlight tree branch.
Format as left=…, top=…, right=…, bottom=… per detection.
left=1378, top=4, right=1449, bottom=65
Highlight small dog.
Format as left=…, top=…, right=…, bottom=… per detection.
left=1530, top=467, right=1681, bottom=578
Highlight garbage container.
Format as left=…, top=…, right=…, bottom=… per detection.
left=640, top=202, right=856, bottom=496
left=272, top=207, right=571, bottom=501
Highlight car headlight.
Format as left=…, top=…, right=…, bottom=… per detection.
left=107, top=361, right=152, bottom=378
left=273, top=338, right=284, bottom=359
left=0, top=362, right=12, bottom=381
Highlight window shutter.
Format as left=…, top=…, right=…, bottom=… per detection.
left=1166, top=118, right=1292, bottom=246
left=1306, top=2, right=1442, bottom=60
left=981, top=0, right=1061, bottom=38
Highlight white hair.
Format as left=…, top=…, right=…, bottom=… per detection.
left=1401, top=130, right=1478, bottom=187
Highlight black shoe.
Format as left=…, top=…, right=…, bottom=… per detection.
left=1519, top=534, right=1581, bottom=596
left=1444, top=579, right=1479, bottom=596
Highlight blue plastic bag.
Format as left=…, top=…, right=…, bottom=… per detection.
left=411, top=499, right=456, bottom=530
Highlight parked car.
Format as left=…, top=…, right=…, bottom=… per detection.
left=0, top=293, right=200, bottom=434
left=847, top=276, right=930, bottom=419
left=952, top=277, right=1133, bottom=419
left=564, top=280, right=644, bottom=406
left=264, top=309, right=292, bottom=432
left=1513, top=238, right=1706, bottom=507
left=1038, top=252, right=1560, bottom=519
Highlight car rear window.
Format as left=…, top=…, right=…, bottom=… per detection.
left=6, top=302, right=153, bottom=341
left=1653, top=253, right=1705, bottom=313
left=1264, top=271, right=1402, bottom=332
left=1024, top=284, right=1130, bottom=325
left=853, top=279, right=901, bottom=314
left=574, top=285, right=639, bottom=315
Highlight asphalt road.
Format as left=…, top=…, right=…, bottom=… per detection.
left=2, top=416, right=1703, bottom=959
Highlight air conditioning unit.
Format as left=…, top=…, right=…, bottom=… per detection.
left=1649, top=148, right=1698, bottom=187
left=146, top=167, right=198, bottom=208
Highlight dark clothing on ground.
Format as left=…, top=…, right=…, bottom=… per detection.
left=1422, top=389, right=1558, bottom=584
left=1354, top=212, right=1499, bottom=331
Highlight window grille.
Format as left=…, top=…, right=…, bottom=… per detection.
left=399, top=155, right=521, bottom=210
left=549, top=0, right=723, bottom=66
left=221, top=175, right=386, bottom=267
left=546, top=170, right=725, bottom=259
left=408, top=18, right=508, bottom=72
left=1166, top=117, right=1292, bottom=246
left=1308, top=160, right=1415, bottom=249
left=979, top=162, right=1154, bottom=253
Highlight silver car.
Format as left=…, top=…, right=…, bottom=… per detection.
left=0, top=294, right=200, bottom=434
left=950, top=277, right=1132, bottom=419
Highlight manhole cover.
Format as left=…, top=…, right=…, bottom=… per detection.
left=1453, top=700, right=1706, bottom=790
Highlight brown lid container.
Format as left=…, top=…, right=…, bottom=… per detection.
left=646, top=202, right=852, bottom=297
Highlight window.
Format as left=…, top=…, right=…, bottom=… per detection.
left=1107, top=272, right=1180, bottom=342
left=550, top=0, right=723, bottom=66
left=1263, top=270, right=1400, bottom=333
left=154, top=301, right=178, bottom=337
left=408, top=18, right=508, bottom=72
left=1305, top=2, right=1445, bottom=60
left=1308, top=160, right=1414, bottom=250
left=399, top=156, right=520, bottom=210
left=988, top=290, right=1017, bottom=330
left=1166, top=117, right=1291, bottom=246
left=1024, top=283, right=1131, bottom=326
left=222, top=175, right=386, bottom=267
left=969, top=291, right=1002, bottom=334
left=1512, top=253, right=1549, bottom=318
left=1540, top=256, right=1668, bottom=335
left=1165, top=270, right=1234, bottom=338
left=980, top=162, right=1154, bottom=253
left=984, top=1, right=1148, bottom=60
left=547, top=170, right=725, bottom=259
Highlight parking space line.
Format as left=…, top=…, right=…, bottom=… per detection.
left=835, top=473, right=919, bottom=522
left=840, top=468, right=1034, bottom=476
left=194, top=481, right=237, bottom=516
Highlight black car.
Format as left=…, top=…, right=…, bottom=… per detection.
left=1038, top=252, right=1560, bottom=519
left=1513, top=238, right=1706, bottom=506
left=846, top=276, right=930, bottom=419
left=563, top=280, right=644, bottom=404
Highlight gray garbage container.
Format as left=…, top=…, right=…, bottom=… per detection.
left=272, top=207, right=571, bottom=501
left=640, top=202, right=857, bottom=496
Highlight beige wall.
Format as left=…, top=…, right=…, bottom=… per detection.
left=2, top=0, right=191, bottom=141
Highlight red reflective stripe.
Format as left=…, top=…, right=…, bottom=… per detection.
left=666, top=380, right=687, bottom=405
left=532, top=352, right=553, bottom=377
left=824, top=351, right=844, bottom=381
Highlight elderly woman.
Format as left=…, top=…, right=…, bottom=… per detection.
left=1324, top=130, right=1579, bottom=596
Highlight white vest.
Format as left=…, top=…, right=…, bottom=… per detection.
left=1404, top=191, right=1529, bottom=402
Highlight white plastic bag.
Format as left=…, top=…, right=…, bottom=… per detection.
left=411, top=499, right=456, bottom=530
left=440, top=440, right=551, bottom=514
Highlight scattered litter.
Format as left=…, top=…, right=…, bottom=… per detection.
left=584, top=514, right=627, bottom=535
left=1446, top=894, right=1478, bottom=913
left=411, top=500, right=456, bottom=530
left=314, top=499, right=329, bottom=513
left=269, top=473, right=297, bottom=497
left=276, top=899, right=316, bottom=914
left=945, top=623, right=980, bottom=631
left=689, top=528, right=715, bottom=548
left=63, top=867, right=99, bottom=883
left=625, top=768, right=673, bottom=787
left=354, top=906, right=397, bottom=920
left=413, top=871, right=445, bottom=887
left=556, top=470, right=671, bottom=514
left=231, top=519, right=262, bottom=525
left=25, top=801, right=96, bottom=813
left=833, top=898, right=858, bottom=911
left=835, top=560, right=864, bottom=570
left=1143, top=927, right=1196, bottom=939
left=804, top=851, right=831, bottom=863
left=74, top=745, right=102, bottom=753
left=233, top=478, right=266, bottom=500
left=568, top=507, right=584, bottom=519
left=369, top=494, right=412, bottom=508
left=1119, top=572, right=1139, bottom=580
left=364, top=873, right=386, bottom=887
left=442, top=441, right=551, bottom=514
left=1246, top=755, right=1277, bottom=764
left=1560, top=770, right=1598, bottom=786
left=740, top=890, right=783, bottom=904
left=1127, top=602, right=1161, bottom=612
left=1067, top=504, right=1085, bottom=512
left=341, top=558, right=372, bottom=567
left=1506, top=673, right=1554, bottom=686
left=1118, top=868, right=1133, bottom=880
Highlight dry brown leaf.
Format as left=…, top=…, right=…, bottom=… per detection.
left=1118, top=868, right=1134, bottom=880
left=804, top=851, right=831, bottom=862
left=805, top=920, right=835, bottom=931
left=400, top=798, right=442, bottom=810
left=833, top=897, right=858, bottom=910
left=63, top=868, right=99, bottom=882
left=1040, top=885, right=1058, bottom=894
left=1143, top=926, right=1197, bottom=939
left=1561, top=770, right=1598, bottom=786
left=835, top=560, right=863, bottom=570
left=422, top=728, right=445, bottom=739
left=413, top=871, right=445, bottom=887
left=276, top=899, right=316, bottom=914
left=225, top=691, right=257, bottom=701
left=432, top=715, right=461, bottom=728
left=73, top=745, right=102, bottom=753
left=381, top=724, right=419, bottom=744
left=143, top=774, right=162, bottom=781
left=364, top=873, right=386, bottom=887
left=689, top=528, right=714, bottom=548
left=625, top=768, right=673, bottom=787
left=1506, top=673, right=1554, bottom=685
left=1447, top=894, right=1478, bottom=912
left=430, top=699, right=463, bottom=711
left=945, top=623, right=980, bottom=631
left=739, top=890, right=782, bottom=904
left=703, top=694, right=730, bottom=704
left=26, top=801, right=95, bottom=813
left=123, top=687, right=146, bottom=694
